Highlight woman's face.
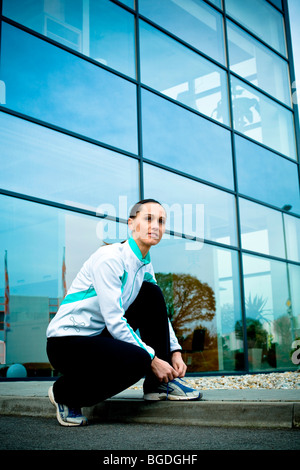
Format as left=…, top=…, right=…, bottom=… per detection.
left=128, top=203, right=166, bottom=253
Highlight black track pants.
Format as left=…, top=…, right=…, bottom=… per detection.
left=46, top=281, right=172, bottom=407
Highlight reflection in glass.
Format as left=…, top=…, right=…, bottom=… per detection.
left=0, top=112, right=139, bottom=218
left=231, top=77, right=296, bottom=160
left=139, top=0, right=225, bottom=64
left=227, top=21, right=291, bottom=106
left=3, top=0, right=136, bottom=78
left=144, top=163, right=237, bottom=247
left=235, top=136, right=300, bottom=215
left=139, top=21, right=229, bottom=124
left=142, top=90, right=234, bottom=189
left=284, top=215, right=300, bottom=263
left=0, top=194, right=129, bottom=374
left=242, top=254, right=298, bottom=371
left=288, top=264, right=300, bottom=344
left=151, top=236, right=242, bottom=372
left=225, top=0, right=286, bottom=56
left=0, top=23, right=138, bottom=154
left=239, top=198, right=285, bottom=259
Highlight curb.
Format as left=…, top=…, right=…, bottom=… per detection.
left=1, top=396, right=299, bottom=429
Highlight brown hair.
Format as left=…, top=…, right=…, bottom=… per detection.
left=129, top=199, right=163, bottom=219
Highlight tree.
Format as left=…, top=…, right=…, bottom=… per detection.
left=156, top=272, right=216, bottom=339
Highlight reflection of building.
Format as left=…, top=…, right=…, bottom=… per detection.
left=0, top=0, right=299, bottom=377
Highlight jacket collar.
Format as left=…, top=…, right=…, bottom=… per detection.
left=128, top=237, right=151, bottom=265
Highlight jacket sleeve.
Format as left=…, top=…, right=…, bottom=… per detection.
left=168, top=319, right=182, bottom=352
left=90, top=255, right=155, bottom=359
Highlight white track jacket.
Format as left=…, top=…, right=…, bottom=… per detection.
left=46, top=237, right=181, bottom=359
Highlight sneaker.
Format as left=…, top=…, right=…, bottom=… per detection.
left=143, top=378, right=203, bottom=401
left=48, top=386, right=88, bottom=427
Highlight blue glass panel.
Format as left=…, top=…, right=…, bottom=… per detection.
left=139, top=20, right=229, bottom=125
left=139, top=0, right=225, bottom=64
left=0, top=112, right=139, bottom=219
left=227, top=21, right=291, bottom=106
left=239, top=198, right=285, bottom=258
left=242, top=253, right=297, bottom=370
left=3, top=0, right=136, bottom=78
left=0, top=23, right=138, bottom=154
left=284, top=215, right=300, bottom=262
left=231, top=77, right=297, bottom=160
left=141, top=90, right=234, bottom=189
left=235, top=136, right=300, bottom=215
left=225, top=0, right=286, bottom=56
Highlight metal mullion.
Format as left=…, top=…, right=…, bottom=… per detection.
left=109, top=0, right=135, bottom=13
left=238, top=193, right=300, bottom=220
left=240, top=247, right=300, bottom=268
left=0, top=189, right=129, bottom=225
left=223, top=1, right=249, bottom=373
left=135, top=0, right=144, bottom=201
left=266, top=0, right=284, bottom=13
left=282, top=0, right=300, bottom=168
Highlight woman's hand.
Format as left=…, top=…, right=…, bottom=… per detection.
left=151, top=356, right=178, bottom=383
left=171, top=351, right=187, bottom=378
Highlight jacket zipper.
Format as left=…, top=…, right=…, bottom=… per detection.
left=127, top=263, right=144, bottom=303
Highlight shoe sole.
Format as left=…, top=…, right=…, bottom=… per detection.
left=48, top=386, right=87, bottom=427
left=144, top=392, right=203, bottom=401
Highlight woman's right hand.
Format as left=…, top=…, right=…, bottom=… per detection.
left=151, top=356, right=179, bottom=383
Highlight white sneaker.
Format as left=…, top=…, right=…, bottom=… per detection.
left=143, top=378, right=203, bottom=401
left=48, top=386, right=88, bottom=427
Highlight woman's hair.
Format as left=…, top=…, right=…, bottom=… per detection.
left=129, top=198, right=163, bottom=219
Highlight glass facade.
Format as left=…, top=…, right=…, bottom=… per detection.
left=0, top=0, right=299, bottom=378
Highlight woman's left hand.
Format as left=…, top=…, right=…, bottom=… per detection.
left=171, top=351, right=187, bottom=378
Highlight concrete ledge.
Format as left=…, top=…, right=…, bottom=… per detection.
left=294, top=403, right=300, bottom=428
left=0, top=395, right=298, bottom=429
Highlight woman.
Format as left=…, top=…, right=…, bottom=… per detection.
left=46, top=199, right=202, bottom=427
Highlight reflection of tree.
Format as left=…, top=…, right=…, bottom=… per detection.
left=212, top=87, right=260, bottom=129
left=235, top=318, right=267, bottom=348
left=245, top=293, right=269, bottom=323
left=274, top=315, right=293, bottom=352
left=156, top=273, right=216, bottom=339
left=235, top=294, right=269, bottom=349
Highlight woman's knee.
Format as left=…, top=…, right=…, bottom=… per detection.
left=140, top=281, right=165, bottom=303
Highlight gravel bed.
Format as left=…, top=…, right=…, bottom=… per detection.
left=129, top=371, right=300, bottom=390
left=186, top=371, right=300, bottom=390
